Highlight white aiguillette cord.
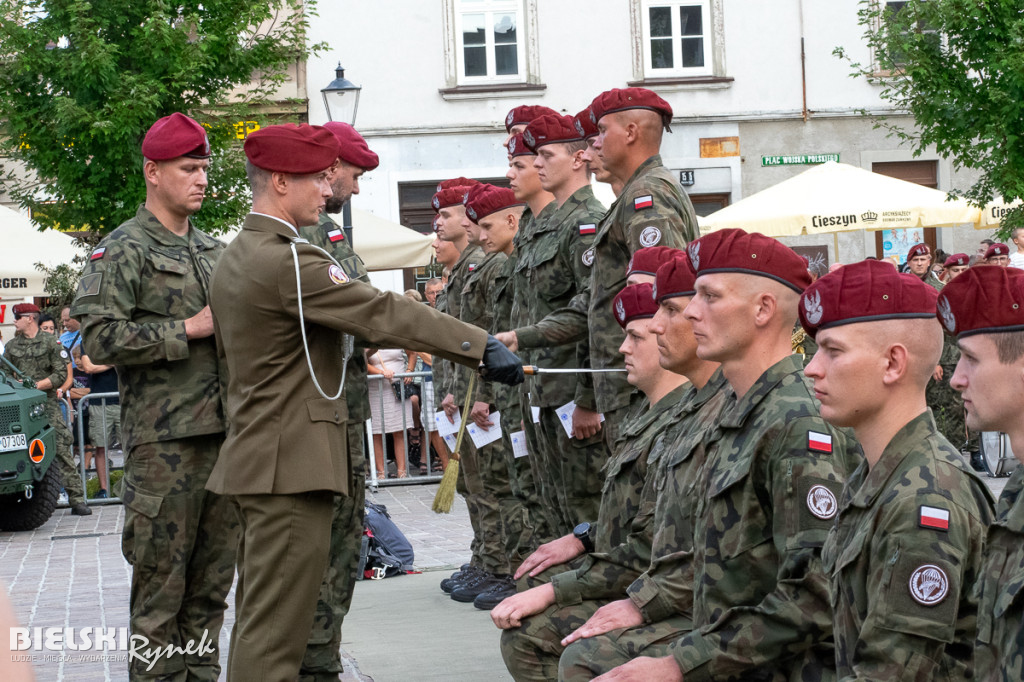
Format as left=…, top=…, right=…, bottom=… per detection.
left=290, top=237, right=354, bottom=401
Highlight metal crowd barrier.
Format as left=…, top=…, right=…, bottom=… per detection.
left=73, top=391, right=122, bottom=506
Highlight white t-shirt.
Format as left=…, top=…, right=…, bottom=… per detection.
left=1010, top=250, right=1024, bottom=270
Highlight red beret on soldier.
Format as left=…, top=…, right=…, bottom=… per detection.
left=589, top=87, right=673, bottom=130
left=798, top=260, right=939, bottom=339
left=464, top=184, right=522, bottom=223
left=653, top=253, right=696, bottom=302
left=936, top=266, right=1024, bottom=338
left=628, top=246, right=683, bottom=278
left=573, top=107, right=599, bottom=140
left=522, top=114, right=583, bottom=152
left=507, top=133, right=534, bottom=158
left=431, top=186, right=471, bottom=212
left=504, top=105, right=558, bottom=133
left=322, top=122, right=379, bottom=171
left=11, top=303, right=40, bottom=315
left=685, top=228, right=813, bottom=293
left=142, top=112, right=211, bottom=161
left=243, top=124, right=340, bottom=174
left=437, top=177, right=481, bottom=192
left=944, top=253, right=970, bottom=268
left=907, top=243, right=931, bottom=260
left=985, top=243, right=1010, bottom=260
left=613, top=283, right=659, bottom=329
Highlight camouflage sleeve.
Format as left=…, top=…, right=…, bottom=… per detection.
left=514, top=234, right=593, bottom=351
left=71, top=241, right=191, bottom=366
left=623, top=177, right=696, bottom=253
left=668, top=416, right=843, bottom=681
left=46, top=338, right=69, bottom=390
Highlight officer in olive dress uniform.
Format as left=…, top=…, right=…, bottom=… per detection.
left=939, top=266, right=1024, bottom=682
left=208, top=123, right=523, bottom=682
left=801, top=260, right=993, bottom=679
left=71, top=113, right=237, bottom=681
left=297, top=121, right=380, bottom=682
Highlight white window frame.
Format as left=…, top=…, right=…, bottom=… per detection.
left=873, top=0, right=943, bottom=74
left=450, top=0, right=527, bottom=85
left=639, top=0, right=714, bottom=78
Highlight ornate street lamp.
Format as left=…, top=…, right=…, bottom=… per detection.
left=321, top=63, right=361, bottom=124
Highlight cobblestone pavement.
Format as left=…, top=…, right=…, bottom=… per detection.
left=1, top=474, right=1012, bottom=681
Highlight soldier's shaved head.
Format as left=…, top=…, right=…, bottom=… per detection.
left=609, top=109, right=664, bottom=147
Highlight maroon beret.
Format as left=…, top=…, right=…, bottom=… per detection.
left=686, top=228, right=813, bottom=293
left=244, top=124, right=340, bottom=174
left=507, top=134, right=535, bottom=158
left=590, top=88, right=673, bottom=128
left=799, top=260, right=939, bottom=339
left=944, top=253, right=970, bottom=268
left=142, top=113, right=210, bottom=161
left=12, top=303, right=40, bottom=315
left=464, top=184, right=522, bottom=222
left=322, top=122, right=379, bottom=171
left=614, top=283, right=659, bottom=329
left=431, top=187, right=470, bottom=212
left=437, top=177, right=481, bottom=192
left=985, top=243, right=1010, bottom=259
left=628, top=246, right=682, bottom=278
left=574, top=107, right=599, bottom=140
left=653, top=253, right=696, bottom=302
left=907, top=243, right=931, bottom=260
left=505, top=105, right=558, bottom=133
left=936, top=266, right=1024, bottom=337
left=523, top=114, right=583, bottom=151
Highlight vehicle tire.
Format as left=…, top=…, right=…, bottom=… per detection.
left=0, top=464, right=61, bottom=531
left=980, top=432, right=1019, bottom=479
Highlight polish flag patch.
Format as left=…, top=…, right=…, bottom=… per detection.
left=468, top=263, right=477, bottom=272
left=578, top=223, right=596, bottom=235
left=633, top=195, right=654, bottom=210
left=90, top=247, right=106, bottom=261
left=807, top=431, right=833, bottom=453
left=919, top=505, right=950, bottom=531
left=327, top=228, right=345, bottom=243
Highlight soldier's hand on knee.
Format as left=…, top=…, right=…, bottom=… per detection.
left=515, top=534, right=586, bottom=579
left=593, top=656, right=683, bottom=682
left=561, top=599, right=643, bottom=646
left=490, top=584, right=555, bottom=629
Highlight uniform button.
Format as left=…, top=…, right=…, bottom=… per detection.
left=461, top=342, right=471, bottom=351
left=334, top=412, right=340, bottom=421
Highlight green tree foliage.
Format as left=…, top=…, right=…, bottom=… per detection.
left=0, top=0, right=321, bottom=235
left=838, top=0, right=1024, bottom=236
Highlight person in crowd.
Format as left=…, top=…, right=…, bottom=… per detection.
left=906, top=243, right=944, bottom=289
left=977, top=238, right=995, bottom=258
left=38, top=314, right=56, bottom=334
left=76, top=349, right=119, bottom=499
left=986, top=242, right=1012, bottom=266
left=1011, top=227, right=1024, bottom=269
left=424, top=277, right=443, bottom=308
left=367, top=348, right=416, bottom=479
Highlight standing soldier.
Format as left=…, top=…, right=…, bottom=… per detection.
left=800, top=260, right=993, bottom=679
left=575, top=106, right=624, bottom=197
left=70, top=113, right=237, bottom=680
left=297, top=121, right=379, bottom=682
left=939, top=266, right=1024, bottom=682
left=4, top=303, right=88, bottom=516
left=907, top=243, right=944, bottom=289
left=504, top=104, right=557, bottom=148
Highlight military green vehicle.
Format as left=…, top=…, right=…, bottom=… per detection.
left=0, top=354, right=60, bottom=531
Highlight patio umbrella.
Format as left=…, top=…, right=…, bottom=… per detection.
left=700, top=161, right=980, bottom=237
left=978, top=197, right=1022, bottom=231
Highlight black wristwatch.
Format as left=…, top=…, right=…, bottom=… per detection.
left=573, top=522, right=595, bottom=553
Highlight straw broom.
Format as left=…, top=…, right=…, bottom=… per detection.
left=432, top=373, right=476, bottom=513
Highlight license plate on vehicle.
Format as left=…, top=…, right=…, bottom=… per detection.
left=0, top=434, right=28, bottom=453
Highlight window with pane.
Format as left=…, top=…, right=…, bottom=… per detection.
left=879, top=0, right=940, bottom=70
left=456, top=0, right=524, bottom=83
left=642, top=0, right=712, bottom=77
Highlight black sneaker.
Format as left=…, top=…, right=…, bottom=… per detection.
left=473, top=575, right=517, bottom=611
left=70, top=502, right=92, bottom=516
left=440, top=565, right=478, bottom=593
left=451, top=571, right=505, bottom=603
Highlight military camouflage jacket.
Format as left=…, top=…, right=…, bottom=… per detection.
left=70, top=205, right=225, bottom=451
left=923, top=271, right=945, bottom=291
left=299, top=213, right=371, bottom=423
left=3, top=332, right=69, bottom=400
left=550, top=382, right=691, bottom=606
left=938, top=332, right=960, bottom=367
left=975, top=464, right=1024, bottom=681
left=513, top=185, right=601, bottom=409
left=626, top=370, right=731, bottom=625
left=456, top=249, right=505, bottom=405
left=439, top=243, right=483, bottom=402
left=822, top=411, right=994, bottom=681
left=490, top=253, right=522, bottom=427
left=666, top=354, right=855, bottom=682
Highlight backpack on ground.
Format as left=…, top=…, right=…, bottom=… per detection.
left=357, top=501, right=416, bottom=580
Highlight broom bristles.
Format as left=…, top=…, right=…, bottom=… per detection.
left=431, top=459, right=460, bottom=513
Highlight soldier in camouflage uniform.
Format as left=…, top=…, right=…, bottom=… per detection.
left=590, top=229, right=853, bottom=682
left=493, top=284, right=688, bottom=681
left=4, top=303, right=88, bottom=515
left=907, top=243, right=945, bottom=291
left=298, top=122, right=378, bottom=682
left=799, top=260, right=994, bottom=679
left=70, top=113, right=238, bottom=681
left=937, top=266, right=1024, bottom=682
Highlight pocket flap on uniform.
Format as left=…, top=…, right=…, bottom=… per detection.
left=306, top=397, right=348, bottom=425
left=146, top=248, right=190, bottom=275
left=706, top=446, right=754, bottom=498
left=993, top=573, right=1024, bottom=619
left=120, top=481, right=163, bottom=519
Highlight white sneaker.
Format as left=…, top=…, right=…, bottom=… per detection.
left=58, top=491, right=69, bottom=505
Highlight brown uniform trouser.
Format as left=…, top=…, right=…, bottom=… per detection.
left=228, top=491, right=334, bottom=682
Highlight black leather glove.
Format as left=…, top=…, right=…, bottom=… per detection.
left=480, top=335, right=524, bottom=386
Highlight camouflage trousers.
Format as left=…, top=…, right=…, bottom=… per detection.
left=536, top=407, right=609, bottom=536
left=557, top=615, right=692, bottom=681
left=300, top=422, right=367, bottom=682
left=48, top=402, right=84, bottom=505
left=500, top=407, right=552, bottom=570
left=121, top=436, right=240, bottom=681
left=500, top=599, right=604, bottom=681
left=928, top=365, right=979, bottom=453
left=520, top=401, right=563, bottom=541
left=457, top=434, right=508, bottom=574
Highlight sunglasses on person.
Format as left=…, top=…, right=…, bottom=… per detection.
left=13, top=313, right=29, bottom=320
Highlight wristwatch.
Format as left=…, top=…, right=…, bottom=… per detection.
left=573, top=522, right=595, bottom=553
